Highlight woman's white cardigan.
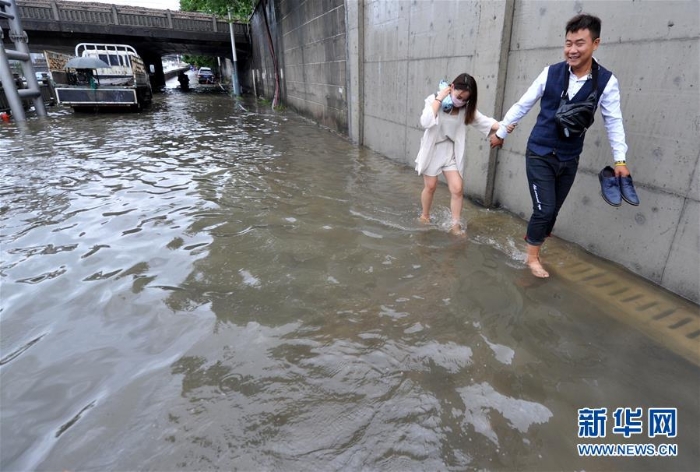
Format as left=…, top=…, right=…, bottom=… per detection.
left=414, top=94, right=497, bottom=178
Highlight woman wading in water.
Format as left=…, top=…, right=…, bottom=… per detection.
left=415, top=73, right=514, bottom=235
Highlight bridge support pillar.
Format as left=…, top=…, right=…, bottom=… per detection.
left=142, top=52, right=165, bottom=90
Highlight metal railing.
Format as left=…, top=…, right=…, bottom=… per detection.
left=0, top=0, right=47, bottom=120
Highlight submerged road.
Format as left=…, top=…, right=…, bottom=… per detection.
left=1, top=78, right=698, bottom=471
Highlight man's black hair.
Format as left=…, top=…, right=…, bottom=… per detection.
left=566, top=13, right=601, bottom=40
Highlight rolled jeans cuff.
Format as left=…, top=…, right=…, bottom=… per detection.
left=525, top=236, right=544, bottom=246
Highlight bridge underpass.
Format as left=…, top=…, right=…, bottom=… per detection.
left=1, top=0, right=251, bottom=90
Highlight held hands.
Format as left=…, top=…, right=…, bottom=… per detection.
left=489, top=135, right=504, bottom=149
left=489, top=123, right=517, bottom=149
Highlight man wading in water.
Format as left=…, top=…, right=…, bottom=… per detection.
left=490, top=13, right=634, bottom=277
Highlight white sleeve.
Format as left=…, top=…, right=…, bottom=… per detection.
left=420, top=95, right=439, bottom=129
left=471, top=110, right=498, bottom=136
left=495, top=66, right=549, bottom=139
left=599, top=74, right=628, bottom=162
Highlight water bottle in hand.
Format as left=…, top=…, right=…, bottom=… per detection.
left=437, top=80, right=453, bottom=112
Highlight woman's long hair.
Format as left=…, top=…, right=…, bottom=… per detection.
left=452, top=73, right=478, bottom=125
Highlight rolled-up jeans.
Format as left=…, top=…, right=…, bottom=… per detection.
left=525, top=149, right=579, bottom=246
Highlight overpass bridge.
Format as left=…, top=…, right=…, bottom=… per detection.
left=1, top=0, right=251, bottom=87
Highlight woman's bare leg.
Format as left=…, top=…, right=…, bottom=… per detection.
left=420, top=175, right=438, bottom=223
left=443, top=170, right=465, bottom=235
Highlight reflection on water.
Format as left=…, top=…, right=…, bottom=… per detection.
left=1, top=87, right=698, bottom=471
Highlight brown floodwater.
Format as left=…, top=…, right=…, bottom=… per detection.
left=1, top=77, right=698, bottom=471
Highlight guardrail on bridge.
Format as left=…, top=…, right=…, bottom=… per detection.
left=14, top=0, right=247, bottom=36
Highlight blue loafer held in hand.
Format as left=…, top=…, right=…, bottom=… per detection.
left=599, top=166, right=622, bottom=206
left=619, top=175, right=640, bottom=206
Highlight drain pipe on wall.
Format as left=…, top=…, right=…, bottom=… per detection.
left=483, top=0, right=515, bottom=208
left=260, top=0, right=280, bottom=108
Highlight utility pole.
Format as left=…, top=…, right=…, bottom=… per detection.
left=228, top=8, right=241, bottom=96
left=0, top=0, right=47, bottom=120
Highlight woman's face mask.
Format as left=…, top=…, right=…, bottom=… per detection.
left=450, top=88, right=470, bottom=108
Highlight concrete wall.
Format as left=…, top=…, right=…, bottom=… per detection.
left=250, top=0, right=278, bottom=103
left=250, top=0, right=348, bottom=133
left=358, top=0, right=515, bottom=207
left=250, top=0, right=700, bottom=304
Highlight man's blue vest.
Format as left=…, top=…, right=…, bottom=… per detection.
left=528, top=61, right=613, bottom=160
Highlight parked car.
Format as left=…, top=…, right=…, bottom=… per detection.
left=197, top=67, right=215, bottom=84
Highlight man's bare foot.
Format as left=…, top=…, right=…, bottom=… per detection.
left=449, top=223, right=466, bottom=237
left=419, top=215, right=431, bottom=224
left=527, top=258, right=549, bottom=278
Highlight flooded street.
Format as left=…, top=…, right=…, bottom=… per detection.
left=1, top=81, right=698, bottom=471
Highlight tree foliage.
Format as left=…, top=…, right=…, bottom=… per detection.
left=180, top=0, right=255, bottom=21
left=181, top=55, right=216, bottom=68
left=179, top=1, right=254, bottom=65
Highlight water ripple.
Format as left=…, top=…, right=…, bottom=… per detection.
left=2, top=91, right=695, bottom=472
